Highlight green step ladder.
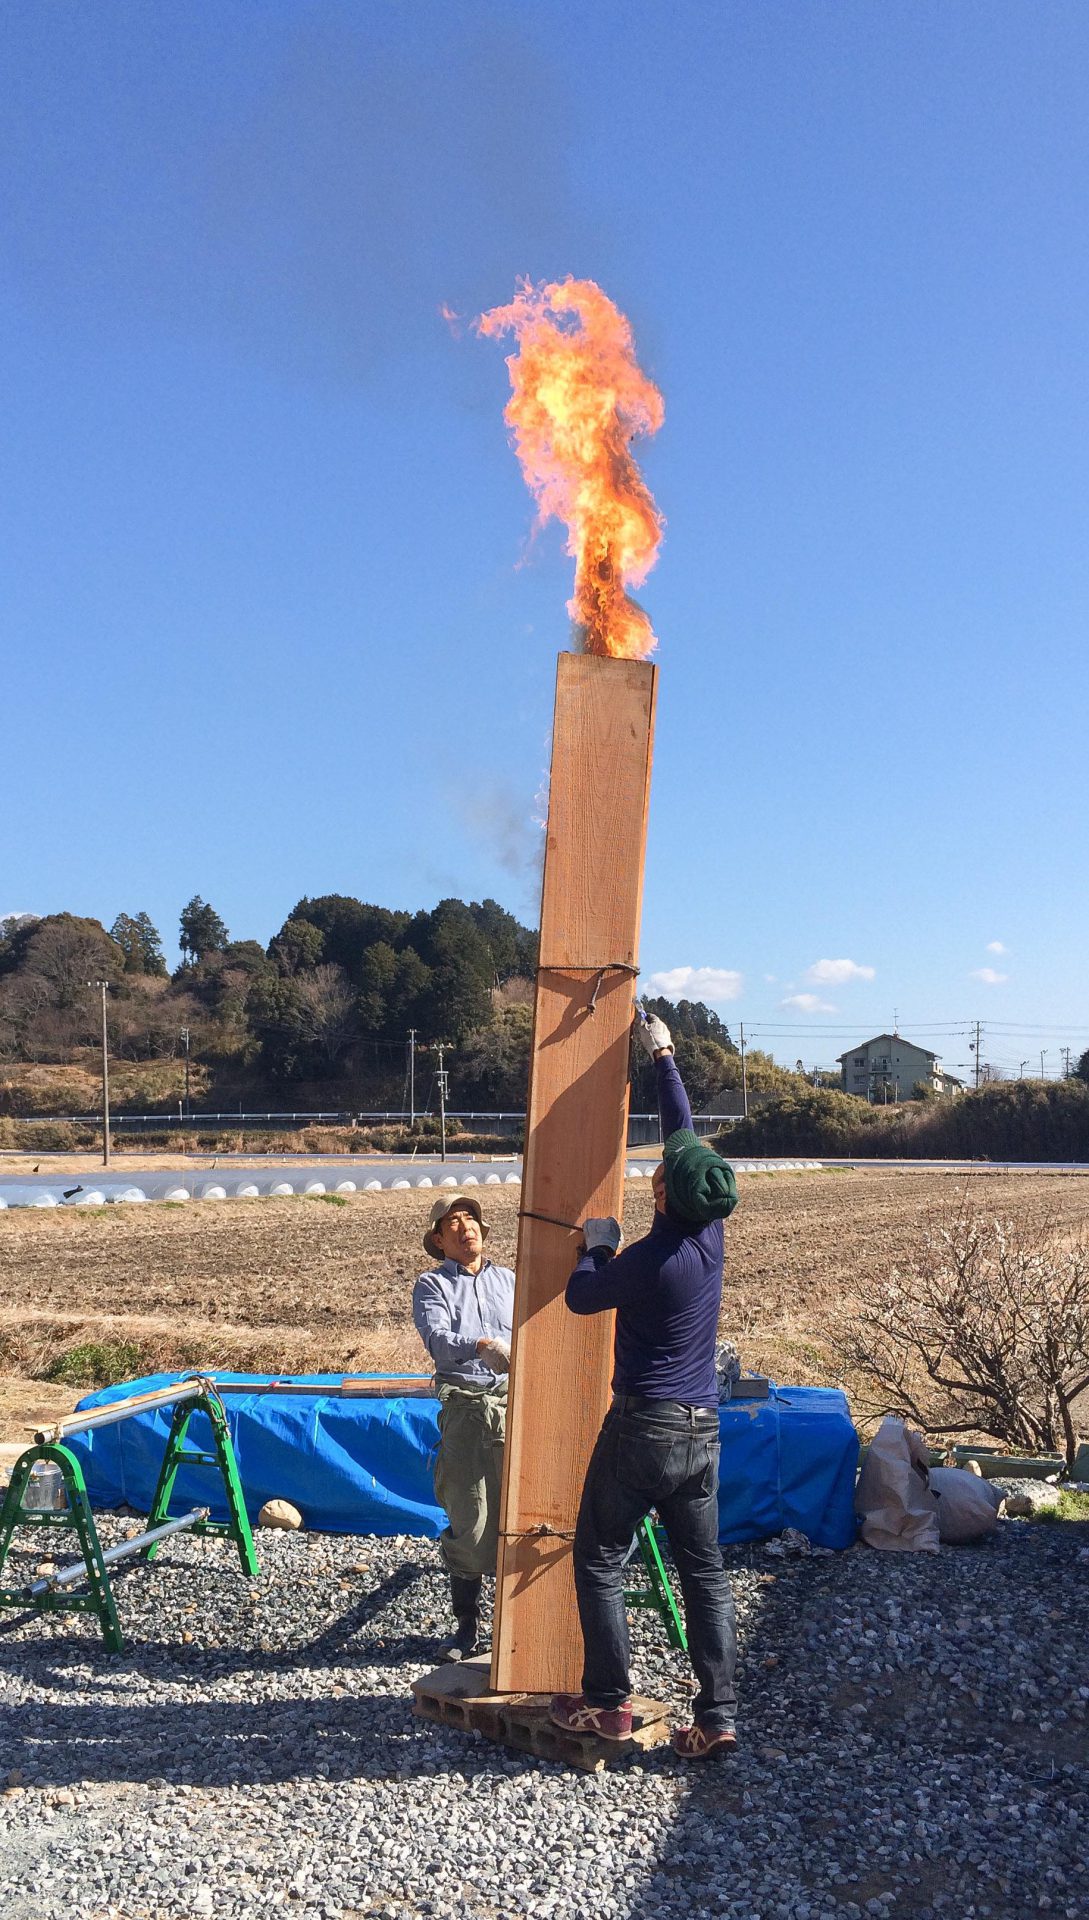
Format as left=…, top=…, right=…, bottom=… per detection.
left=0, top=1382, right=259, bottom=1652
left=626, top=1514, right=687, bottom=1652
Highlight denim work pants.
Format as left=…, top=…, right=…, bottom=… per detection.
left=572, top=1397, right=738, bottom=1733
left=433, top=1381, right=507, bottom=1579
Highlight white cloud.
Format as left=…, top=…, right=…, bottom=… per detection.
left=970, top=967, right=1008, bottom=986
left=781, top=992, right=836, bottom=1014
left=645, top=965, right=743, bottom=1005
left=986, top=940, right=1006, bottom=955
left=804, top=957, right=875, bottom=986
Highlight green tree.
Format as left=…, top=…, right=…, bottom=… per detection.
left=457, top=1003, right=533, bottom=1107
left=409, top=899, right=495, bottom=1040
left=1076, top=1048, right=1089, bottom=1086
left=247, top=974, right=308, bottom=1084
left=110, top=911, right=168, bottom=976
left=357, top=941, right=433, bottom=1035
left=644, top=996, right=737, bottom=1052
left=279, top=896, right=409, bottom=984
left=248, top=963, right=359, bottom=1082
left=0, top=914, right=123, bottom=1061
left=269, top=917, right=325, bottom=975
left=221, top=939, right=268, bottom=975
left=0, top=915, right=41, bottom=978
left=720, top=1087, right=887, bottom=1155
left=470, top=898, right=538, bottom=983
left=358, top=941, right=398, bottom=1030
left=21, top=914, right=123, bottom=1008
left=178, top=896, right=230, bottom=965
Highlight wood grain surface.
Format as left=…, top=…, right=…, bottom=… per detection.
left=491, top=652, right=657, bottom=1693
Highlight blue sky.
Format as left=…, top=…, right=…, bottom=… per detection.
left=2, top=1, right=1086, bottom=1080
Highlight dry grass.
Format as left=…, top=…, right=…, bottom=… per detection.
left=0, top=1057, right=212, bottom=1116
left=3, top=1168, right=1089, bottom=1438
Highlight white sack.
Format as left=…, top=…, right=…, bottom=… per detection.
left=927, top=1466, right=1003, bottom=1543
left=856, top=1417, right=940, bottom=1552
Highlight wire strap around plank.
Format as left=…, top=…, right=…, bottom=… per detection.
left=535, top=959, right=640, bottom=1017
left=519, top=1208, right=580, bottom=1234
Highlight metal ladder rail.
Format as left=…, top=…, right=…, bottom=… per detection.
left=624, top=1514, right=688, bottom=1653
left=26, top=1508, right=206, bottom=1597
left=0, top=1385, right=259, bottom=1649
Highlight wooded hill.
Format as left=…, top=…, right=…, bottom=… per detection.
left=0, top=896, right=772, bottom=1117
left=4, top=902, right=1084, bottom=1157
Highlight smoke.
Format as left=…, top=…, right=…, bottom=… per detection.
left=450, top=775, right=546, bottom=908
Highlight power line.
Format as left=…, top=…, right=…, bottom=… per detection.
left=746, top=1019, right=1089, bottom=1038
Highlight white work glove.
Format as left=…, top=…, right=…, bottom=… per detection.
left=581, top=1216, right=623, bottom=1255
left=476, top=1336, right=511, bottom=1373
left=636, top=1011, right=673, bottom=1058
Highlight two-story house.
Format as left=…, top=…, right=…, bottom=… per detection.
left=836, top=1033, right=964, bottom=1102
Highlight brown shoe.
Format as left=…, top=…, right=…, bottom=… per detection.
left=672, top=1722, right=737, bottom=1760
left=548, top=1693, right=634, bottom=1741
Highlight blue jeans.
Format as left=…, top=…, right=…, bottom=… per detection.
left=572, top=1396, right=738, bottom=1733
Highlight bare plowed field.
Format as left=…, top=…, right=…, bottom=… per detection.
left=3, top=1167, right=1088, bottom=1438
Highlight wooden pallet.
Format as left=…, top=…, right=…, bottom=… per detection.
left=412, top=1657, right=671, bottom=1771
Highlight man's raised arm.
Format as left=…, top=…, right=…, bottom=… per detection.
left=637, top=1009, right=693, bottom=1135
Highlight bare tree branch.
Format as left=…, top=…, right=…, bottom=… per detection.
left=838, top=1206, right=1089, bottom=1468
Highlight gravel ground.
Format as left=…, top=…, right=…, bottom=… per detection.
left=0, top=1516, right=1087, bottom=1920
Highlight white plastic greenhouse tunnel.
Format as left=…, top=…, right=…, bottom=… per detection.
left=0, top=1159, right=824, bottom=1209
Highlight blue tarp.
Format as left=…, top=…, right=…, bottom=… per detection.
left=71, top=1372, right=859, bottom=1549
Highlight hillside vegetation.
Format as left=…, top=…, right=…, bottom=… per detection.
left=0, top=896, right=758, bottom=1121
left=719, top=1080, right=1089, bottom=1161
left=3, top=901, right=1086, bottom=1160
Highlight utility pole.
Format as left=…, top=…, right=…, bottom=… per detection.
left=180, top=1027, right=190, bottom=1117
left=436, top=1041, right=448, bottom=1163
left=1040, top=1049, right=1048, bottom=1081
left=1019, top=1060, right=1028, bottom=1079
left=971, top=1020, right=983, bottom=1091
left=86, top=981, right=111, bottom=1167
left=1061, top=1046, right=1071, bottom=1078
left=408, top=1029, right=416, bottom=1128
left=739, top=1022, right=748, bottom=1120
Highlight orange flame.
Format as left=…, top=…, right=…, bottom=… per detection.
left=478, top=277, right=664, bottom=659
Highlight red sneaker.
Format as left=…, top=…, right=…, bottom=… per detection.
left=548, top=1693, right=634, bottom=1741
left=671, top=1722, right=737, bottom=1760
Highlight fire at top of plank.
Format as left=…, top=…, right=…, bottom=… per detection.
left=478, top=277, right=664, bottom=660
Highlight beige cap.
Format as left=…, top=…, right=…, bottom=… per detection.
left=423, top=1191, right=491, bottom=1260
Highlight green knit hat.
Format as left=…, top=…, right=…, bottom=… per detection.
left=662, top=1129, right=739, bottom=1225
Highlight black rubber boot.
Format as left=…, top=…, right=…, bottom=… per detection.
left=442, top=1574, right=484, bottom=1661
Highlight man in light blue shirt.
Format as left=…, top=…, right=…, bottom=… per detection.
left=413, top=1192, right=515, bottom=1659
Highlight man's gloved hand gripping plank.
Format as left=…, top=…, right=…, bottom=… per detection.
left=548, top=1011, right=743, bottom=1760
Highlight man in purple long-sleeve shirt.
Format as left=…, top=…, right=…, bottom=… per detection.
left=549, top=1011, right=740, bottom=1759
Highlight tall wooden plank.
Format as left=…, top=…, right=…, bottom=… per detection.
left=491, top=652, right=657, bottom=1694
